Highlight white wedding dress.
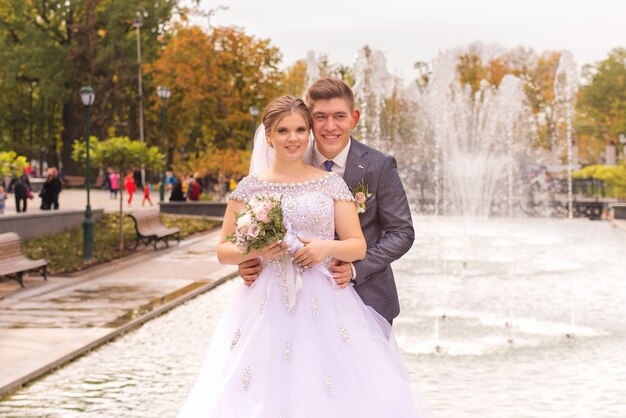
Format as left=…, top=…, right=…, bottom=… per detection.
left=178, top=172, right=431, bottom=418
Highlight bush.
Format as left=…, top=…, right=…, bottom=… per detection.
left=573, top=164, right=626, bottom=198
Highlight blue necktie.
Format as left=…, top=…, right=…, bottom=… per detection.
left=324, top=160, right=335, bottom=172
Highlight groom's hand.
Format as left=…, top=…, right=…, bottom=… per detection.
left=238, top=258, right=262, bottom=287
left=330, top=259, right=353, bottom=288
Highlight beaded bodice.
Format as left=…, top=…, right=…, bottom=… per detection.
left=229, top=172, right=354, bottom=241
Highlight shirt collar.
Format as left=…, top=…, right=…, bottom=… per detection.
left=313, top=138, right=352, bottom=169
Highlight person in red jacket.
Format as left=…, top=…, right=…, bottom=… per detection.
left=124, top=171, right=136, bottom=205
left=142, top=184, right=153, bottom=206
left=188, top=177, right=201, bottom=201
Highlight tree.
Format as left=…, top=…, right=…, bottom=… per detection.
left=573, top=164, right=626, bottom=198
left=0, top=0, right=181, bottom=173
left=525, top=51, right=562, bottom=150
left=457, top=53, right=487, bottom=94
left=0, top=151, right=29, bottom=177
left=576, top=48, right=626, bottom=163
left=279, top=59, right=307, bottom=98
left=72, top=136, right=164, bottom=250
left=449, top=47, right=569, bottom=154
left=148, top=25, right=283, bottom=164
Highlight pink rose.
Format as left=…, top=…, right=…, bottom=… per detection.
left=253, top=201, right=272, bottom=224
left=247, top=223, right=260, bottom=238
left=256, top=210, right=270, bottom=224
left=355, top=192, right=366, bottom=205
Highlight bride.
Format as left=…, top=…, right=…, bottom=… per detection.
left=177, top=96, right=431, bottom=418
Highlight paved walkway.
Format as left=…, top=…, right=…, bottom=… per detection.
left=2, top=188, right=164, bottom=215
left=0, top=229, right=236, bottom=396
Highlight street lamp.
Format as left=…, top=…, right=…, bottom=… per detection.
left=157, top=85, right=171, bottom=202
left=133, top=16, right=146, bottom=187
left=80, top=86, right=95, bottom=260
left=249, top=106, right=260, bottom=152
left=249, top=105, right=260, bottom=130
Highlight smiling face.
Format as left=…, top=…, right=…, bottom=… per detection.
left=310, top=97, right=360, bottom=159
left=267, top=112, right=311, bottom=163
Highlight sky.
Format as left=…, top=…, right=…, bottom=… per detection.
left=195, top=0, right=626, bottom=81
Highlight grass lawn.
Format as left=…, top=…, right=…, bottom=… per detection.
left=23, top=213, right=218, bottom=274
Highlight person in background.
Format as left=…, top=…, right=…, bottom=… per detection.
left=169, top=176, right=186, bottom=202
left=103, top=167, right=112, bottom=191
left=188, top=177, right=201, bottom=201
left=109, top=170, right=120, bottom=199
left=142, top=184, right=153, bottom=207
left=124, top=171, right=136, bottom=205
left=40, top=167, right=63, bottom=210
left=8, top=171, right=31, bottom=213
left=165, top=171, right=176, bottom=193
left=0, top=185, right=5, bottom=214
left=181, top=174, right=191, bottom=198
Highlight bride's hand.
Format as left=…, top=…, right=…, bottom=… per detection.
left=292, top=237, right=329, bottom=269
left=255, top=241, right=288, bottom=260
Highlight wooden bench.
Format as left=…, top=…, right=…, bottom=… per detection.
left=128, top=210, right=181, bottom=250
left=0, top=232, right=48, bottom=288
left=62, top=175, right=85, bottom=187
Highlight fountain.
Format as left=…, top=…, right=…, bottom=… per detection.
left=352, top=46, right=394, bottom=149
left=554, top=50, right=579, bottom=219
left=304, top=50, right=321, bottom=94
left=423, top=49, right=529, bottom=218
left=2, top=215, right=624, bottom=418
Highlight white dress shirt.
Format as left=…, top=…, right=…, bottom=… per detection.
left=312, top=138, right=352, bottom=176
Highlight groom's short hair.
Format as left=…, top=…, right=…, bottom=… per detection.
left=306, top=78, right=355, bottom=111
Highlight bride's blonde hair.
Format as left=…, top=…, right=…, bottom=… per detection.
left=262, top=96, right=312, bottom=137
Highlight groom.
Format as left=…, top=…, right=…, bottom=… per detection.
left=239, top=77, right=415, bottom=324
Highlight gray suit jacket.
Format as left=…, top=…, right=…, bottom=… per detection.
left=342, top=138, right=415, bottom=323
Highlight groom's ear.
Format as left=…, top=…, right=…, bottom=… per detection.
left=351, top=109, right=360, bottom=129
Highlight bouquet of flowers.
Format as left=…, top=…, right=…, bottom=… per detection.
left=227, top=195, right=286, bottom=255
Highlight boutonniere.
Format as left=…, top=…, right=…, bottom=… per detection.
left=351, top=179, right=373, bottom=214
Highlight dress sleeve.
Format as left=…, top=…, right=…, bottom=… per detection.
left=228, top=176, right=252, bottom=202
left=328, top=173, right=354, bottom=202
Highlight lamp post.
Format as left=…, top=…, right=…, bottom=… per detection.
left=133, top=17, right=146, bottom=187
left=249, top=105, right=260, bottom=128
left=80, top=86, right=95, bottom=260
left=157, top=85, right=171, bottom=202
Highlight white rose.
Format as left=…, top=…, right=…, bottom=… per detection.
left=249, top=199, right=262, bottom=212
left=237, top=213, right=252, bottom=229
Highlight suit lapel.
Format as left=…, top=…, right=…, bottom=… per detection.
left=343, top=138, right=369, bottom=189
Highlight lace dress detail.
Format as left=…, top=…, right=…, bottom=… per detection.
left=178, top=172, right=430, bottom=418
left=229, top=172, right=353, bottom=243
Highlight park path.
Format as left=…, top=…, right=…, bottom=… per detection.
left=0, top=188, right=237, bottom=397
left=2, top=188, right=162, bottom=215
